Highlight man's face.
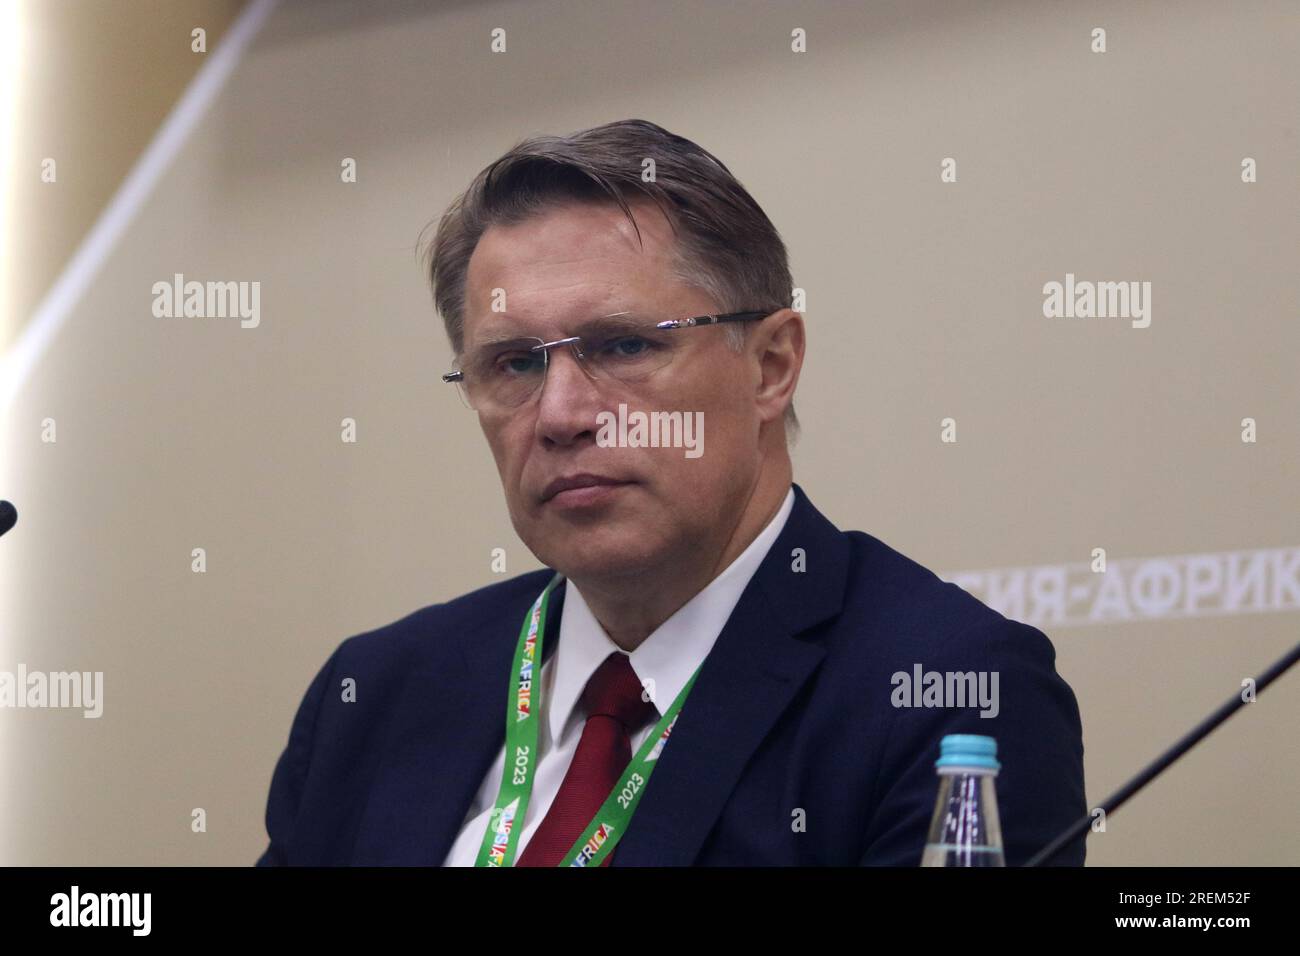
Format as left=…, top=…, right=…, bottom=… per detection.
left=461, top=199, right=767, bottom=583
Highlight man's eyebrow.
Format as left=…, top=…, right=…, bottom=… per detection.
left=471, top=330, right=543, bottom=349
left=580, top=311, right=655, bottom=329
left=469, top=311, right=659, bottom=347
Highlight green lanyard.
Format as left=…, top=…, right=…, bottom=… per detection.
left=474, top=572, right=701, bottom=867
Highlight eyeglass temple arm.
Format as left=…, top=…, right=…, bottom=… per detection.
left=655, top=310, right=771, bottom=330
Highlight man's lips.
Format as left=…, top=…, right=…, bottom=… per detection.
left=540, top=474, right=635, bottom=503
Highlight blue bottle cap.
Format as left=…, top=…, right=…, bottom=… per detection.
left=935, top=734, right=1001, bottom=771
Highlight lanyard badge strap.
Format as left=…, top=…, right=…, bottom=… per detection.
left=473, top=572, right=699, bottom=867
left=474, top=571, right=563, bottom=867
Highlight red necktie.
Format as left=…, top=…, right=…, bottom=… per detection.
left=515, top=651, right=658, bottom=867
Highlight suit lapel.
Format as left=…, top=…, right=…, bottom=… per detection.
left=613, top=483, right=849, bottom=865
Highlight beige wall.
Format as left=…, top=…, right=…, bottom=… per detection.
left=1, top=0, right=1296, bottom=865
left=1, top=0, right=246, bottom=350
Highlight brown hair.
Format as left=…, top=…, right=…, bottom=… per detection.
left=420, top=118, right=798, bottom=439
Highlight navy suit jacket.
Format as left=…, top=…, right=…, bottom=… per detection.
left=256, top=482, right=1086, bottom=866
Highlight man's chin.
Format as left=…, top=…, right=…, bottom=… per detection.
left=553, top=556, right=653, bottom=586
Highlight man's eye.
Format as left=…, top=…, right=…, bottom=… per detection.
left=492, top=353, right=543, bottom=376
left=602, top=336, right=655, bottom=358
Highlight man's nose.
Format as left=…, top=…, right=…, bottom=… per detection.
left=533, top=346, right=604, bottom=444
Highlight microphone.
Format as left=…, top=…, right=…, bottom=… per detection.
left=0, top=500, right=15, bottom=538
left=1025, top=638, right=1300, bottom=866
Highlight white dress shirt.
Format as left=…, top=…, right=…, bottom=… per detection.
left=442, top=486, right=795, bottom=866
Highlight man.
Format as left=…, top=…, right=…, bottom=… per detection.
left=256, top=119, right=1086, bottom=866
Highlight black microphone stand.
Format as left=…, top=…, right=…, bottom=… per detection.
left=1025, top=638, right=1300, bottom=866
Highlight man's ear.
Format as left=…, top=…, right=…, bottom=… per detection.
left=753, top=309, right=805, bottom=425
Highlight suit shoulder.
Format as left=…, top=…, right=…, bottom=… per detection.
left=842, top=529, right=1004, bottom=623
left=838, top=529, right=1055, bottom=660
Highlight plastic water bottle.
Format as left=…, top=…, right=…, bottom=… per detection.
left=920, top=734, right=1006, bottom=866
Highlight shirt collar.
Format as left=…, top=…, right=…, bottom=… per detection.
left=548, top=486, right=796, bottom=745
